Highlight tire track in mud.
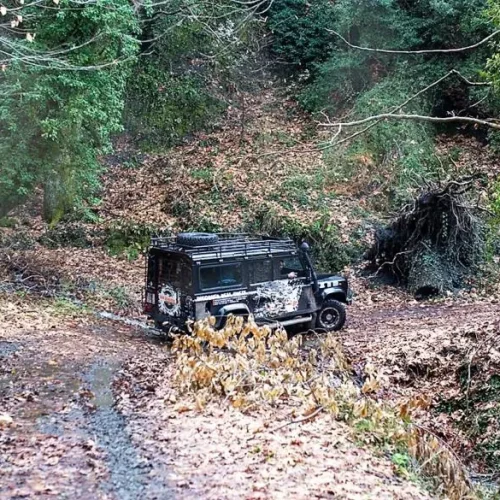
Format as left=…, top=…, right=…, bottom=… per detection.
left=84, top=361, right=152, bottom=499
left=0, top=318, right=174, bottom=499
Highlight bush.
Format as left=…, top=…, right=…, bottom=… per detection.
left=39, top=224, right=92, bottom=249
left=267, top=0, right=337, bottom=69
left=247, top=209, right=363, bottom=272
left=320, top=64, right=449, bottom=205
left=105, top=222, right=168, bottom=260
left=125, top=68, right=226, bottom=150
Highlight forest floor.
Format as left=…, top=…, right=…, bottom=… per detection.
left=0, top=290, right=485, bottom=500
left=1, top=289, right=499, bottom=499
left=2, top=85, right=500, bottom=498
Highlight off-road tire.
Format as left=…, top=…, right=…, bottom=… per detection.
left=220, top=312, right=249, bottom=329
left=316, top=300, right=346, bottom=332
left=176, top=232, right=219, bottom=247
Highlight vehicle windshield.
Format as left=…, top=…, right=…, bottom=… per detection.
left=279, top=256, right=307, bottom=278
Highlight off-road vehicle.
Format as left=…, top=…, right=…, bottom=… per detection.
left=143, top=233, right=351, bottom=333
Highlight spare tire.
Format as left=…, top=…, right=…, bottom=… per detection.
left=176, top=232, right=219, bottom=247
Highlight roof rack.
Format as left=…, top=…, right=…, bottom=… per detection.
left=150, top=233, right=298, bottom=261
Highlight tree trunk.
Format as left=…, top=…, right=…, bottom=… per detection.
left=42, top=164, right=75, bottom=225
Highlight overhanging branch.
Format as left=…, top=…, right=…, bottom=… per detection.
left=320, top=113, right=500, bottom=130
left=327, top=29, right=500, bottom=55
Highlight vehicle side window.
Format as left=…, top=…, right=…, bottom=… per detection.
left=200, top=264, right=242, bottom=290
left=181, top=261, right=193, bottom=289
left=279, top=257, right=306, bottom=278
left=249, top=260, right=272, bottom=284
left=157, top=256, right=191, bottom=290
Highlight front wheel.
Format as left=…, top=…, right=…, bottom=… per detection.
left=316, top=300, right=346, bottom=331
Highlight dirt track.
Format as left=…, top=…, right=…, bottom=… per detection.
left=342, top=299, right=500, bottom=386
left=1, top=297, right=499, bottom=498
left=0, top=304, right=173, bottom=499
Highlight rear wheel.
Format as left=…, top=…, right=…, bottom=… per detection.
left=154, top=320, right=165, bottom=331
left=316, top=300, right=346, bottom=331
left=220, top=312, right=249, bottom=329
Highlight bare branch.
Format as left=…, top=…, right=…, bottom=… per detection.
left=327, top=28, right=500, bottom=55
left=322, top=69, right=493, bottom=146
left=320, top=113, right=500, bottom=130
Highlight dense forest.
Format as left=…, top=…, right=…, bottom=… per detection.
left=3, top=0, right=500, bottom=291
left=2, top=0, right=500, bottom=219
left=1, top=1, right=500, bottom=498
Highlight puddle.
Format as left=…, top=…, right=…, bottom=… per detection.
left=0, top=341, right=20, bottom=357
left=85, top=361, right=151, bottom=499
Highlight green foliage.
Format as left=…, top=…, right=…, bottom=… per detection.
left=39, top=224, right=92, bottom=249
left=298, top=0, right=492, bottom=114
left=247, top=209, right=363, bottom=272
left=484, top=178, right=500, bottom=260
left=272, top=0, right=496, bottom=205
left=267, top=0, right=337, bottom=69
left=485, top=1, right=500, bottom=104
left=0, top=0, right=139, bottom=221
left=104, top=285, right=137, bottom=310
left=0, top=217, right=17, bottom=229
left=323, top=67, right=443, bottom=203
left=53, top=297, right=88, bottom=316
left=105, top=222, right=166, bottom=260
left=440, top=375, right=500, bottom=471
left=123, top=1, right=258, bottom=150
left=125, top=68, right=226, bottom=150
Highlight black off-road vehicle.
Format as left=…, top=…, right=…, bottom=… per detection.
left=143, top=233, right=351, bottom=333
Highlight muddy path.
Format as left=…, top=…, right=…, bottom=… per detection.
left=1, top=297, right=499, bottom=498
left=0, top=311, right=172, bottom=499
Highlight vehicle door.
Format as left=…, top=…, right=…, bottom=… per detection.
left=249, top=256, right=312, bottom=319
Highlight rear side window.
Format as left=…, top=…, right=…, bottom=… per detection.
left=249, top=260, right=272, bottom=284
left=200, top=264, right=242, bottom=290
left=157, top=255, right=192, bottom=290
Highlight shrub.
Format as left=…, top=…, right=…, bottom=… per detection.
left=322, top=66, right=443, bottom=205
left=105, top=222, right=168, bottom=260
left=247, top=209, right=362, bottom=272
left=125, top=69, right=226, bottom=150
left=267, top=0, right=337, bottom=69
left=39, top=224, right=92, bottom=249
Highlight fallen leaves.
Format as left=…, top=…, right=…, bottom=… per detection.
left=0, top=413, right=14, bottom=428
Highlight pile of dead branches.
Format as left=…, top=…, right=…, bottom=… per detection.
left=367, top=176, right=486, bottom=297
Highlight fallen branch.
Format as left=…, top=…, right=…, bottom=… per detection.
left=327, top=28, right=500, bottom=56
left=326, top=69, right=491, bottom=146
left=270, top=406, right=324, bottom=433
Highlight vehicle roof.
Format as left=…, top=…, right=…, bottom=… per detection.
left=150, top=233, right=298, bottom=262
